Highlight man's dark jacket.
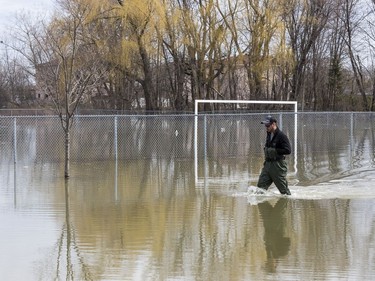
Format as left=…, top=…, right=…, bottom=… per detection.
left=265, top=128, right=291, bottom=160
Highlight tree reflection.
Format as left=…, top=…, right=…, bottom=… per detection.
left=55, top=180, right=92, bottom=280
left=258, top=198, right=291, bottom=273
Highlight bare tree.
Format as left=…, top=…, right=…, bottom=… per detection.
left=0, top=39, right=38, bottom=107
left=282, top=0, right=331, bottom=109
left=359, top=0, right=375, bottom=111
left=341, top=0, right=369, bottom=110
left=10, top=0, right=107, bottom=177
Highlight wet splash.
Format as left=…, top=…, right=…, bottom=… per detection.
left=231, top=168, right=375, bottom=205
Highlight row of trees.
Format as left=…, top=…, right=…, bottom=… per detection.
left=0, top=47, right=35, bottom=107
left=0, top=0, right=375, bottom=113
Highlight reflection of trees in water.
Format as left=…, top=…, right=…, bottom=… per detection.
left=122, top=116, right=195, bottom=160
left=205, top=116, right=263, bottom=158
left=288, top=199, right=353, bottom=275
left=54, top=180, right=92, bottom=281
left=35, top=160, right=374, bottom=280
left=297, top=115, right=375, bottom=184
left=371, top=124, right=375, bottom=166
left=65, top=173, right=271, bottom=280
left=351, top=128, right=370, bottom=169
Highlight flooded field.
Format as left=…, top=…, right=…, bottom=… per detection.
left=0, top=113, right=375, bottom=280
left=1, top=160, right=375, bottom=281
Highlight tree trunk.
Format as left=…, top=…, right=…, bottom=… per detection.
left=138, top=37, right=156, bottom=112
left=174, top=62, right=186, bottom=111
left=371, top=75, right=375, bottom=111
left=64, top=128, right=70, bottom=178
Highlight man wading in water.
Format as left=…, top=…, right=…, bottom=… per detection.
left=257, top=116, right=292, bottom=195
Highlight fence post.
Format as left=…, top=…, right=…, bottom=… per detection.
left=13, top=117, right=17, bottom=205
left=350, top=112, right=354, bottom=168
left=114, top=116, right=118, bottom=161
left=13, top=117, right=17, bottom=165
left=114, top=116, right=118, bottom=201
left=204, top=115, right=207, bottom=186
left=203, top=115, right=207, bottom=161
left=194, top=113, right=198, bottom=183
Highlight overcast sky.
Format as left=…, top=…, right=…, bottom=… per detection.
left=0, top=0, right=55, bottom=39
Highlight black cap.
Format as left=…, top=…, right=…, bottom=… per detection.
left=261, top=116, right=277, bottom=125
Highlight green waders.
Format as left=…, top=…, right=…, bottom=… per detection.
left=257, top=160, right=291, bottom=195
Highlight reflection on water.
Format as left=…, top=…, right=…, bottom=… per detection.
left=258, top=199, right=290, bottom=273
left=54, top=180, right=93, bottom=280
left=1, top=160, right=375, bottom=280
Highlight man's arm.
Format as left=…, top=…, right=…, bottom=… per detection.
left=276, top=133, right=291, bottom=155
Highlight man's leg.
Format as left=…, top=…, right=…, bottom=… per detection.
left=257, top=162, right=273, bottom=191
left=271, top=160, right=291, bottom=195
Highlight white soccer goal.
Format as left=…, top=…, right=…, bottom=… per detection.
left=194, top=99, right=298, bottom=183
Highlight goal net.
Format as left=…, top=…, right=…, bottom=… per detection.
left=194, top=100, right=298, bottom=184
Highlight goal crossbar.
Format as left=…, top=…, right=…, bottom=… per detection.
left=194, top=99, right=298, bottom=115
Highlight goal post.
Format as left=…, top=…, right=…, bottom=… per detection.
left=194, top=99, right=298, bottom=183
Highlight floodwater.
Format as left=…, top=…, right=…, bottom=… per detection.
left=1, top=159, right=375, bottom=281
left=1, top=113, right=375, bottom=280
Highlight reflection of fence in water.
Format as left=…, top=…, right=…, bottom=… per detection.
left=0, top=113, right=374, bottom=183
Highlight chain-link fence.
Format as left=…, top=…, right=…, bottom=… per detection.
left=1, top=112, right=374, bottom=182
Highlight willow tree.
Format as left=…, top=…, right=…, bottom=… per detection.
left=178, top=0, right=227, bottom=106
left=12, top=0, right=107, bottom=177
left=158, top=0, right=189, bottom=111
left=217, top=0, right=282, bottom=100
left=114, top=0, right=166, bottom=111
left=243, top=0, right=282, bottom=99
